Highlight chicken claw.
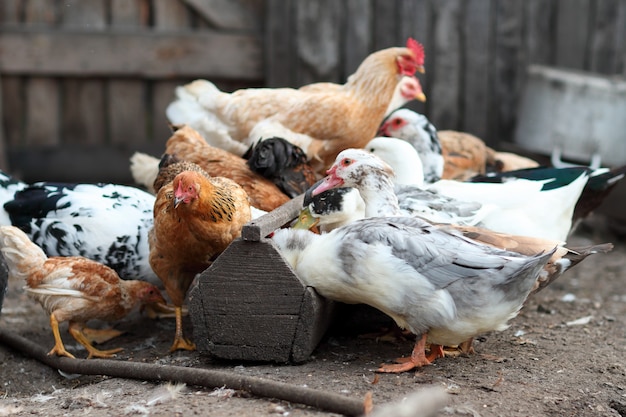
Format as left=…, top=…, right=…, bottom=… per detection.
left=170, top=306, right=196, bottom=352
left=68, top=323, right=123, bottom=359
left=81, top=327, right=125, bottom=344
left=48, top=314, right=76, bottom=359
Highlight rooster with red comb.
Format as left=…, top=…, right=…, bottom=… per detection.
left=166, top=38, right=427, bottom=173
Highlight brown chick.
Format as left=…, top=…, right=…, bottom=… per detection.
left=0, top=225, right=166, bottom=359
left=164, top=125, right=290, bottom=212
left=149, top=161, right=252, bottom=352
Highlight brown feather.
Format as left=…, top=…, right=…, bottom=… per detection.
left=149, top=165, right=251, bottom=307
left=163, top=126, right=290, bottom=212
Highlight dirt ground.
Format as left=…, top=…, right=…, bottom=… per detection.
left=0, top=213, right=625, bottom=417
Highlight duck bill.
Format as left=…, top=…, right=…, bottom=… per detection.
left=292, top=207, right=321, bottom=231
left=311, top=174, right=344, bottom=196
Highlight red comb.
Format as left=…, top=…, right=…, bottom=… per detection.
left=406, top=38, right=425, bottom=66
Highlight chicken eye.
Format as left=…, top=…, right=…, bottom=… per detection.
left=187, top=185, right=194, bottom=193
left=393, top=118, right=402, bottom=126
left=341, top=158, right=352, bottom=166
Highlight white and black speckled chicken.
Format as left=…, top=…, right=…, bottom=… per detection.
left=0, top=171, right=158, bottom=284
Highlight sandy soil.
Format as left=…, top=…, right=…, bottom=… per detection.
left=0, top=214, right=625, bottom=417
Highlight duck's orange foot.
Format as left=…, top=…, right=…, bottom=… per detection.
left=377, top=334, right=441, bottom=373
left=377, top=359, right=429, bottom=373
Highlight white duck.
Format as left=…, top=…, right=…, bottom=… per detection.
left=339, top=144, right=590, bottom=241
left=272, top=216, right=556, bottom=372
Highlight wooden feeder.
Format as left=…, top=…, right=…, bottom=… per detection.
left=187, top=195, right=336, bottom=363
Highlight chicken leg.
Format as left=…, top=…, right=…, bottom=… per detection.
left=170, top=306, right=196, bottom=352
left=377, top=333, right=443, bottom=373
left=47, top=314, right=76, bottom=359
left=68, top=322, right=124, bottom=359
left=81, top=327, right=125, bottom=344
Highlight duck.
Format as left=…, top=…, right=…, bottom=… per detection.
left=271, top=216, right=556, bottom=372
left=315, top=145, right=495, bottom=227
left=359, top=141, right=590, bottom=241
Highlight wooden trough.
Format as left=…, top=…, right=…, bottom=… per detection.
left=187, top=195, right=337, bottom=363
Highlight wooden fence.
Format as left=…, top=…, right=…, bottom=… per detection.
left=1, top=0, right=625, bottom=184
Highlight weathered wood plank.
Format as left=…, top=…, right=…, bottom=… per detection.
left=295, top=0, right=342, bottom=85
left=524, top=0, right=556, bottom=66
left=59, top=0, right=107, bottom=147
left=429, top=0, right=462, bottom=130
left=8, top=143, right=164, bottom=184
left=616, top=0, right=626, bottom=75
left=372, top=0, right=399, bottom=50
left=461, top=0, right=492, bottom=143
left=493, top=0, right=524, bottom=143
left=343, top=0, right=372, bottom=77
left=189, top=238, right=334, bottom=363
left=151, top=0, right=191, bottom=144
left=0, top=30, right=263, bottom=79
left=588, top=0, right=621, bottom=74
left=555, top=0, right=591, bottom=69
left=109, top=0, right=148, bottom=146
left=23, top=0, right=60, bottom=148
left=265, top=0, right=297, bottom=87
left=0, top=0, right=24, bottom=155
left=0, top=75, right=6, bottom=171
left=182, top=0, right=262, bottom=31
left=242, top=194, right=304, bottom=241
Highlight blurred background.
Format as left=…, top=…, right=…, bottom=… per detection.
left=0, top=0, right=624, bottom=191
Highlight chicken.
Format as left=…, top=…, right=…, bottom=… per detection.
left=0, top=225, right=166, bottom=359
left=378, top=109, right=539, bottom=182
left=299, top=75, right=426, bottom=117
left=243, top=137, right=319, bottom=198
left=166, top=38, right=425, bottom=173
left=3, top=180, right=157, bottom=284
left=149, top=161, right=251, bottom=351
left=130, top=125, right=290, bottom=212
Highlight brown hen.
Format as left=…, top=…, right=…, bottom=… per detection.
left=165, top=126, right=290, bottom=212
left=166, top=39, right=426, bottom=173
left=0, top=225, right=166, bottom=359
left=149, top=161, right=251, bottom=351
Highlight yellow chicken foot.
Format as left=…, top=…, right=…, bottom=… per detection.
left=169, top=306, right=196, bottom=352
left=81, top=327, right=125, bottom=344
left=142, top=301, right=185, bottom=319
left=47, top=314, right=76, bottom=359
left=68, top=322, right=123, bottom=359
left=377, top=334, right=442, bottom=373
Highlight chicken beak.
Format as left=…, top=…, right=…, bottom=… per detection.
left=174, top=196, right=184, bottom=208
left=415, top=91, right=427, bottom=102
left=292, top=207, right=321, bottom=231
left=417, top=65, right=425, bottom=74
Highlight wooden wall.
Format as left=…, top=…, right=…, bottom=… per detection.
left=1, top=0, right=625, bottom=184
left=0, top=0, right=263, bottom=183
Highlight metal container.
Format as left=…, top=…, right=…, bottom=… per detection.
left=514, top=65, right=626, bottom=167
